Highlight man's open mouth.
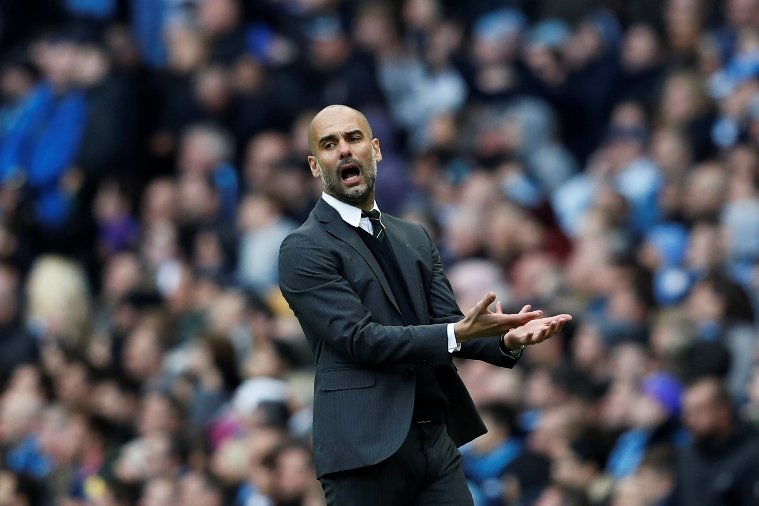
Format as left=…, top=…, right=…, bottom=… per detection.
left=340, top=163, right=361, bottom=183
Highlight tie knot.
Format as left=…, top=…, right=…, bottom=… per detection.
left=361, top=209, right=385, bottom=241
left=362, top=209, right=381, bottom=220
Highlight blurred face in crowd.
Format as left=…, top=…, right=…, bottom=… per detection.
left=73, top=43, right=110, bottom=86
left=115, top=433, right=176, bottom=482
left=34, top=39, right=78, bottom=91
left=535, top=485, right=583, bottom=506
left=244, top=131, right=289, bottom=189
left=0, top=265, right=18, bottom=325
left=527, top=406, right=576, bottom=458
left=636, top=463, right=675, bottom=504
left=55, top=358, right=91, bottom=407
left=141, top=178, right=177, bottom=225
left=552, top=448, right=596, bottom=491
left=178, top=128, right=231, bottom=176
left=609, top=343, right=647, bottom=384
left=682, top=163, right=727, bottom=221
left=309, top=31, right=350, bottom=70
left=631, top=392, right=669, bottom=428
left=137, top=392, right=180, bottom=436
left=599, top=381, right=637, bottom=430
left=565, top=21, right=604, bottom=67
left=0, top=64, right=35, bottom=101
left=5, top=366, right=43, bottom=398
left=198, top=0, right=240, bottom=35
left=571, top=323, right=608, bottom=374
left=354, top=4, right=397, bottom=53
left=0, top=391, right=41, bottom=445
left=727, top=0, right=759, bottom=27
left=102, top=252, right=140, bottom=302
left=682, top=378, right=731, bottom=441
left=651, top=127, right=691, bottom=175
left=140, top=476, right=177, bottom=506
left=178, top=472, right=222, bottom=506
left=177, top=175, right=220, bottom=223
left=90, top=379, right=136, bottom=423
left=622, top=24, right=660, bottom=71
left=748, top=366, right=759, bottom=408
left=660, top=72, right=705, bottom=124
left=275, top=446, right=317, bottom=502
left=308, top=106, right=382, bottom=210
left=165, top=24, right=207, bottom=73
left=122, top=323, right=163, bottom=381
left=196, top=94, right=238, bottom=133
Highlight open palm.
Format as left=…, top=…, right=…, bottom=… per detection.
left=503, top=314, right=571, bottom=348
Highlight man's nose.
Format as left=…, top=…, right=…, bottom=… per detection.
left=338, top=139, right=351, bottom=158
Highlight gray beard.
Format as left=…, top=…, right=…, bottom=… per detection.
left=318, top=154, right=377, bottom=206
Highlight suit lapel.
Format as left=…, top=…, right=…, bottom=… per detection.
left=316, top=200, right=401, bottom=316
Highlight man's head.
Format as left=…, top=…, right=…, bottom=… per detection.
left=307, top=105, right=382, bottom=210
left=681, top=376, right=733, bottom=442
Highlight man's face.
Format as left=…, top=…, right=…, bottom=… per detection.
left=682, top=381, right=721, bottom=440
left=308, top=106, right=382, bottom=208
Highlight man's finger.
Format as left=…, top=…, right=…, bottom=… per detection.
left=513, top=310, right=543, bottom=324
left=539, top=322, right=558, bottom=342
left=519, top=304, right=531, bottom=314
left=471, top=292, right=496, bottom=315
left=539, top=321, right=560, bottom=342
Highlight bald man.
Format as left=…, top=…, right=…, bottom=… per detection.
left=278, top=105, right=570, bottom=505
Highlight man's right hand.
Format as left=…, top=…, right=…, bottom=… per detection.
left=453, top=292, right=543, bottom=342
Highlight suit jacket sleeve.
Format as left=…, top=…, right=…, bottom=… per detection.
left=420, top=225, right=519, bottom=368
left=279, top=231, right=451, bottom=367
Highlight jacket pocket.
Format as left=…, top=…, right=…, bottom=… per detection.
left=320, top=368, right=376, bottom=391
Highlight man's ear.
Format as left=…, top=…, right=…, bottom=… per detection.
left=372, top=138, right=382, bottom=162
left=308, top=156, right=320, bottom=178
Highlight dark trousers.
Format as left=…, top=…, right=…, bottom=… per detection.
left=320, top=422, right=474, bottom=505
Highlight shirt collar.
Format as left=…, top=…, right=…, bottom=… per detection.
left=321, top=192, right=379, bottom=228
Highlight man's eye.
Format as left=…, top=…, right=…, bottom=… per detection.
left=324, top=143, right=335, bottom=149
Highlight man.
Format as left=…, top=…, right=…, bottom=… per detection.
left=675, top=376, right=759, bottom=505
left=278, top=104, right=571, bottom=504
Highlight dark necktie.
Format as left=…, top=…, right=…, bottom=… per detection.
left=362, top=209, right=385, bottom=241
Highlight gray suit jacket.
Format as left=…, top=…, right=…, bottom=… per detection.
left=278, top=198, right=519, bottom=478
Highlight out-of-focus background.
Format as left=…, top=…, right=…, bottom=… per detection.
left=1, top=0, right=759, bottom=504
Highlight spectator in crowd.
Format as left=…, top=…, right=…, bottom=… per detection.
left=675, top=376, right=759, bottom=505
left=552, top=428, right=614, bottom=505
left=237, top=193, right=296, bottom=297
left=72, top=31, right=138, bottom=180
left=605, top=372, right=684, bottom=479
left=611, top=445, right=676, bottom=506
left=461, top=402, right=523, bottom=506
left=0, top=263, right=36, bottom=387
left=686, top=272, right=756, bottom=399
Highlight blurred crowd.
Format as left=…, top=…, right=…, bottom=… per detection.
left=2, top=0, right=759, bottom=504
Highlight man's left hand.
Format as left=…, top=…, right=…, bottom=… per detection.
left=501, top=309, right=572, bottom=350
